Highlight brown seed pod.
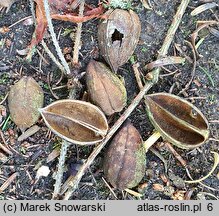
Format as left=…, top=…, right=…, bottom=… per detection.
left=39, top=99, right=108, bottom=145
left=8, top=76, right=44, bottom=131
left=86, top=60, right=127, bottom=116
left=103, top=121, right=145, bottom=189
left=98, top=9, right=141, bottom=72
left=145, top=93, right=210, bottom=149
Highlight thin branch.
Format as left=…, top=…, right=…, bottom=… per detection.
left=29, top=0, right=65, bottom=72
left=43, top=0, right=71, bottom=75
left=52, top=140, right=69, bottom=199
left=164, top=141, right=187, bottom=167
left=41, top=40, right=65, bottom=73
left=149, top=0, right=191, bottom=82
left=132, top=63, right=144, bottom=90
left=72, top=0, right=84, bottom=65
left=178, top=40, right=197, bottom=95
left=63, top=0, right=191, bottom=200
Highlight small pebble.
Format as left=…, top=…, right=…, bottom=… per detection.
left=36, top=165, right=50, bottom=179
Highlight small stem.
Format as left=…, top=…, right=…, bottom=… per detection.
left=164, top=141, right=187, bottom=167
left=41, top=40, right=65, bottom=73
left=132, top=63, right=144, bottom=90
left=147, top=0, right=191, bottom=82
left=72, top=0, right=84, bottom=65
left=52, top=140, right=69, bottom=199
left=43, top=0, right=71, bottom=75
left=124, top=188, right=143, bottom=197
left=29, top=0, right=36, bottom=20
left=29, top=0, right=65, bottom=72
left=143, top=131, right=161, bottom=152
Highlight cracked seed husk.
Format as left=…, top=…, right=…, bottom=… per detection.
left=103, top=121, right=145, bottom=189
left=86, top=60, right=127, bottom=116
left=8, top=76, right=44, bottom=131
left=98, top=9, right=141, bottom=72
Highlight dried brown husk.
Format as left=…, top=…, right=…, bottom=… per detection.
left=8, top=76, right=44, bottom=131
left=145, top=93, right=209, bottom=149
left=190, top=2, right=218, bottom=16
left=103, top=121, right=145, bottom=189
left=86, top=60, right=127, bottom=116
left=98, top=9, right=141, bottom=72
left=39, top=99, right=108, bottom=145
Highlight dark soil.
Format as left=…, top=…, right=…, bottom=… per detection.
left=0, top=0, right=218, bottom=200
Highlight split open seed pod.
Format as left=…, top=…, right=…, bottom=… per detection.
left=145, top=93, right=210, bottom=149
left=39, top=100, right=108, bottom=145
left=98, top=9, right=141, bottom=72
left=86, top=60, right=127, bottom=116
left=103, top=121, right=145, bottom=189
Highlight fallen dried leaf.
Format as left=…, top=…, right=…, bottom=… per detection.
left=191, top=2, right=218, bottom=16
left=160, top=174, right=168, bottom=184
left=40, top=99, right=108, bottom=145
left=18, top=125, right=40, bottom=142
left=145, top=56, right=185, bottom=70
left=172, top=190, right=186, bottom=200
left=46, top=147, right=60, bottom=163
left=191, top=21, right=217, bottom=57
left=0, top=172, right=18, bottom=194
left=138, top=182, right=148, bottom=193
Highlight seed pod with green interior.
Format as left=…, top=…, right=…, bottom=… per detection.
left=86, top=60, right=127, bottom=116
left=98, top=9, right=141, bottom=72
left=143, top=93, right=210, bottom=151
left=8, top=76, right=44, bottom=131
left=103, top=121, right=146, bottom=189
